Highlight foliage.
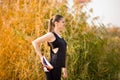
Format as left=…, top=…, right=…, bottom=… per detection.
left=0, top=0, right=120, bottom=80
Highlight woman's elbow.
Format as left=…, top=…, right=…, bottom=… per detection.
left=32, top=41, right=36, bottom=47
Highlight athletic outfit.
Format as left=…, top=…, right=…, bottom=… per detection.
left=45, top=32, right=67, bottom=80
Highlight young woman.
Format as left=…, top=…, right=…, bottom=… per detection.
left=32, top=14, right=67, bottom=80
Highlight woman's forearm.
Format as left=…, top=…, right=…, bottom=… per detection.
left=32, top=41, right=42, bottom=57
left=62, top=67, right=67, bottom=73
left=62, top=67, right=67, bottom=78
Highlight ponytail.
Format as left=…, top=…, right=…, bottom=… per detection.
left=48, top=18, right=54, bottom=32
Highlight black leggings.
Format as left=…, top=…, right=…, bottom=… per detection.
left=45, top=67, right=62, bottom=80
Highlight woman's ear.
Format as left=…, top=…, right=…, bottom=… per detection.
left=54, top=21, right=58, bottom=26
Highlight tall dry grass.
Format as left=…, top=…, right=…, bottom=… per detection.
left=0, top=0, right=68, bottom=80
left=0, top=0, right=120, bottom=80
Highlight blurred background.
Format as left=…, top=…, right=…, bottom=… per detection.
left=0, top=0, right=120, bottom=80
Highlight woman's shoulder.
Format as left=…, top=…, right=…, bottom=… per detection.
left=46, top=32, right=54, bottom=37
left=46, top=32, right=56, bottom=42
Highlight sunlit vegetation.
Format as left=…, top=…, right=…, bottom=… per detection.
left=0, top=0, right=120, bottom=80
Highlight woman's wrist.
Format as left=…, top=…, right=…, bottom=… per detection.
left=62, top=67, right=67, bottom=78
left=62, top=67, right=66, bottom=72
left=62, top=67, right=66, bottom=69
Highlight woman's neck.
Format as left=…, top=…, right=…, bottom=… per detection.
left=54, top=28, right=62, bottom=37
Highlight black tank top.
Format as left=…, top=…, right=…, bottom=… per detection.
left=48, top=32, right=67, bottom=68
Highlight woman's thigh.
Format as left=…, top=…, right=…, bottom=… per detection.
left=45, top=67, right=62, bottom=80
left=45, top=71, right=52, bottom=80
left=51, top=67, right=62, bottom=80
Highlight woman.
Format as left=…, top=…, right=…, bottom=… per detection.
left=32, top=14, right=67, bottom=80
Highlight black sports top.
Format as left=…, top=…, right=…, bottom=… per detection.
left=48, top=32, right=67, bottom=68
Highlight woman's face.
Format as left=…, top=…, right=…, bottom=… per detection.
left=55, top=18, right=65, bottom=31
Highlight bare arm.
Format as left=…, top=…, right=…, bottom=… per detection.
left=62, top=67, right=67, bottom=78
left=32, top=32, right=55, bottom=58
